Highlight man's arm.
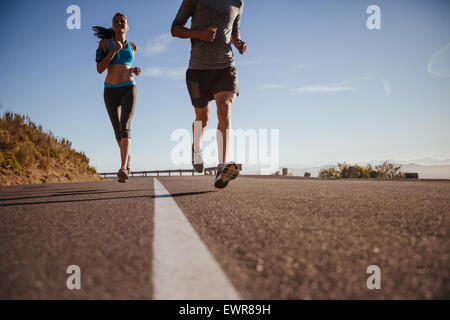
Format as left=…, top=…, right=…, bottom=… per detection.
left=172, top=25, right=217, bottom=42
left=232, top=32, right=246, bottom=54
left=170, top=0, right=217, bottom=42
left=171, top=25, right=196, bottom=39
left=232, top=5, right=246, bottom=54
left=232, top=32, right=241, bottom=45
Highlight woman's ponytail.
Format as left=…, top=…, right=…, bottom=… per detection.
left=92, top=26, right=114, bottom=39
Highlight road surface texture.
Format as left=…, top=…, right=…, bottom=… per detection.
left=1, top=176, right=449, bottom=299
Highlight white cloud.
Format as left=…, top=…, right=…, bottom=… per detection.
left=143, top=67, right=185, bottom=80
left=143, top=67, right=163, bottom=77
left=262, top=83, right=285, bottom=89
left=381, top=79, right=391, bottom=96
left=331, top=76, right=371, bottom=87
left=334, top=76, right=390, bottom=96
left=292, top=85, right=355, bottom=93
left=293, top=64, right=310, bottom=70
left=166, top=67, right=185, bottom=80
left=330, top=80, right=348, bottom=86
left=144, top=33, right=172, bottom=56
left=427, top=42, right=450, bottom=77
left=236, top=59, right=262, bottom=66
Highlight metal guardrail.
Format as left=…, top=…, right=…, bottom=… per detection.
left=98, top=164, right=242, bottom=178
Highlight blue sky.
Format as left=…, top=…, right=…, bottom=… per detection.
left=1, top=0, right=449, bottom=172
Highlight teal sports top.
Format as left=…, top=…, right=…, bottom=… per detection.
left=106, top=38, right=134, bottom=66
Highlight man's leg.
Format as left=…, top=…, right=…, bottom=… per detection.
left=213, top=91, right=239, bottom=189
left=214, top=91, right=235, bottom=164
left=191, top=104, right=209, bottom=173
left=192, top=104, right=210, bottom=152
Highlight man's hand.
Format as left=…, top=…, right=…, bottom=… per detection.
left=132, top=67, right=141, bottom=76
left=234, top=39, right=247, bottom=54
left=196, top=27, right=217, bottom=42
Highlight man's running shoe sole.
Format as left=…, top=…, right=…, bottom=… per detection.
left=214, top=163, right=239, bottom=189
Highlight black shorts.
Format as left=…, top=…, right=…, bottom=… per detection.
left=186, top=66, right=239, bottom=108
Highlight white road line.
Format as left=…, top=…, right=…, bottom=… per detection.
left=152, top=178, right=241, bottom=300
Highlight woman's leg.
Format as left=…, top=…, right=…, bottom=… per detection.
left=116, top=139, right=131, bottom=171
left=104, top=88, right=123, bottom=169
left=119, top=138, right=130, bottom=170
left=119, top=85, right=138, bottom=170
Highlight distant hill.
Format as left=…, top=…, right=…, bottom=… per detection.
left=396, top=164, right=450, bottom=179
left=288, top=163, right=450, bottom=179
left=0, top=112, right=101, bottom=186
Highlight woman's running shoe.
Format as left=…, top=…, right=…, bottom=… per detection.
left=127, top=155, right=131, bottom=175
left=117, top=168, right=128, bottom=183
left=214, top=162, right=239, bottom=189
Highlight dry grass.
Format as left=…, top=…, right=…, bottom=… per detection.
left=0, top=112, right=102, bottom=186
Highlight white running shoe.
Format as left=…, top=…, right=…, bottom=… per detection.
left=192, top=147, right=204, bottom=173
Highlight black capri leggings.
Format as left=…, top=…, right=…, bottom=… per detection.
left=103, top=85, right=138, bottom=140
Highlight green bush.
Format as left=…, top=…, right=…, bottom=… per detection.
left=319, top=162, right=400, bottom=179
left=318, top=167, right=340, bottom=178
left=5, top=155, right=23, bottom=174
left=14, top=142, right=36, bottom=168
left=353, top=164, right=372, bottom=178
left=374, top=161, right=404, bottom=178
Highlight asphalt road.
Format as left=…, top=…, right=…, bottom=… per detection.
left=0, top=176, right=449, bottom=299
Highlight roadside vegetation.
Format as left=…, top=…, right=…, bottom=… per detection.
left=318, top=161, right=406, bottom=179
left=0, top=112, right=101, bottom=185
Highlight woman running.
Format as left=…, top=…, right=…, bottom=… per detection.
left=93, top=13, right=141, bottom=183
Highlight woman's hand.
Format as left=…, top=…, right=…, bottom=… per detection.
left=113, top=40, right=123, bottom=52
left=132, top=67, right=141, bottom=76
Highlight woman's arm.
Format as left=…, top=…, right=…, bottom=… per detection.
left=96, top=39, right=122, bottom=74
left=130, top=42, right=141, bottom=76
left=131, top=41, right=138, bottom=54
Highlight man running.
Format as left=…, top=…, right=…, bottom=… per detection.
left=171, top=0, right=247, bottom=189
